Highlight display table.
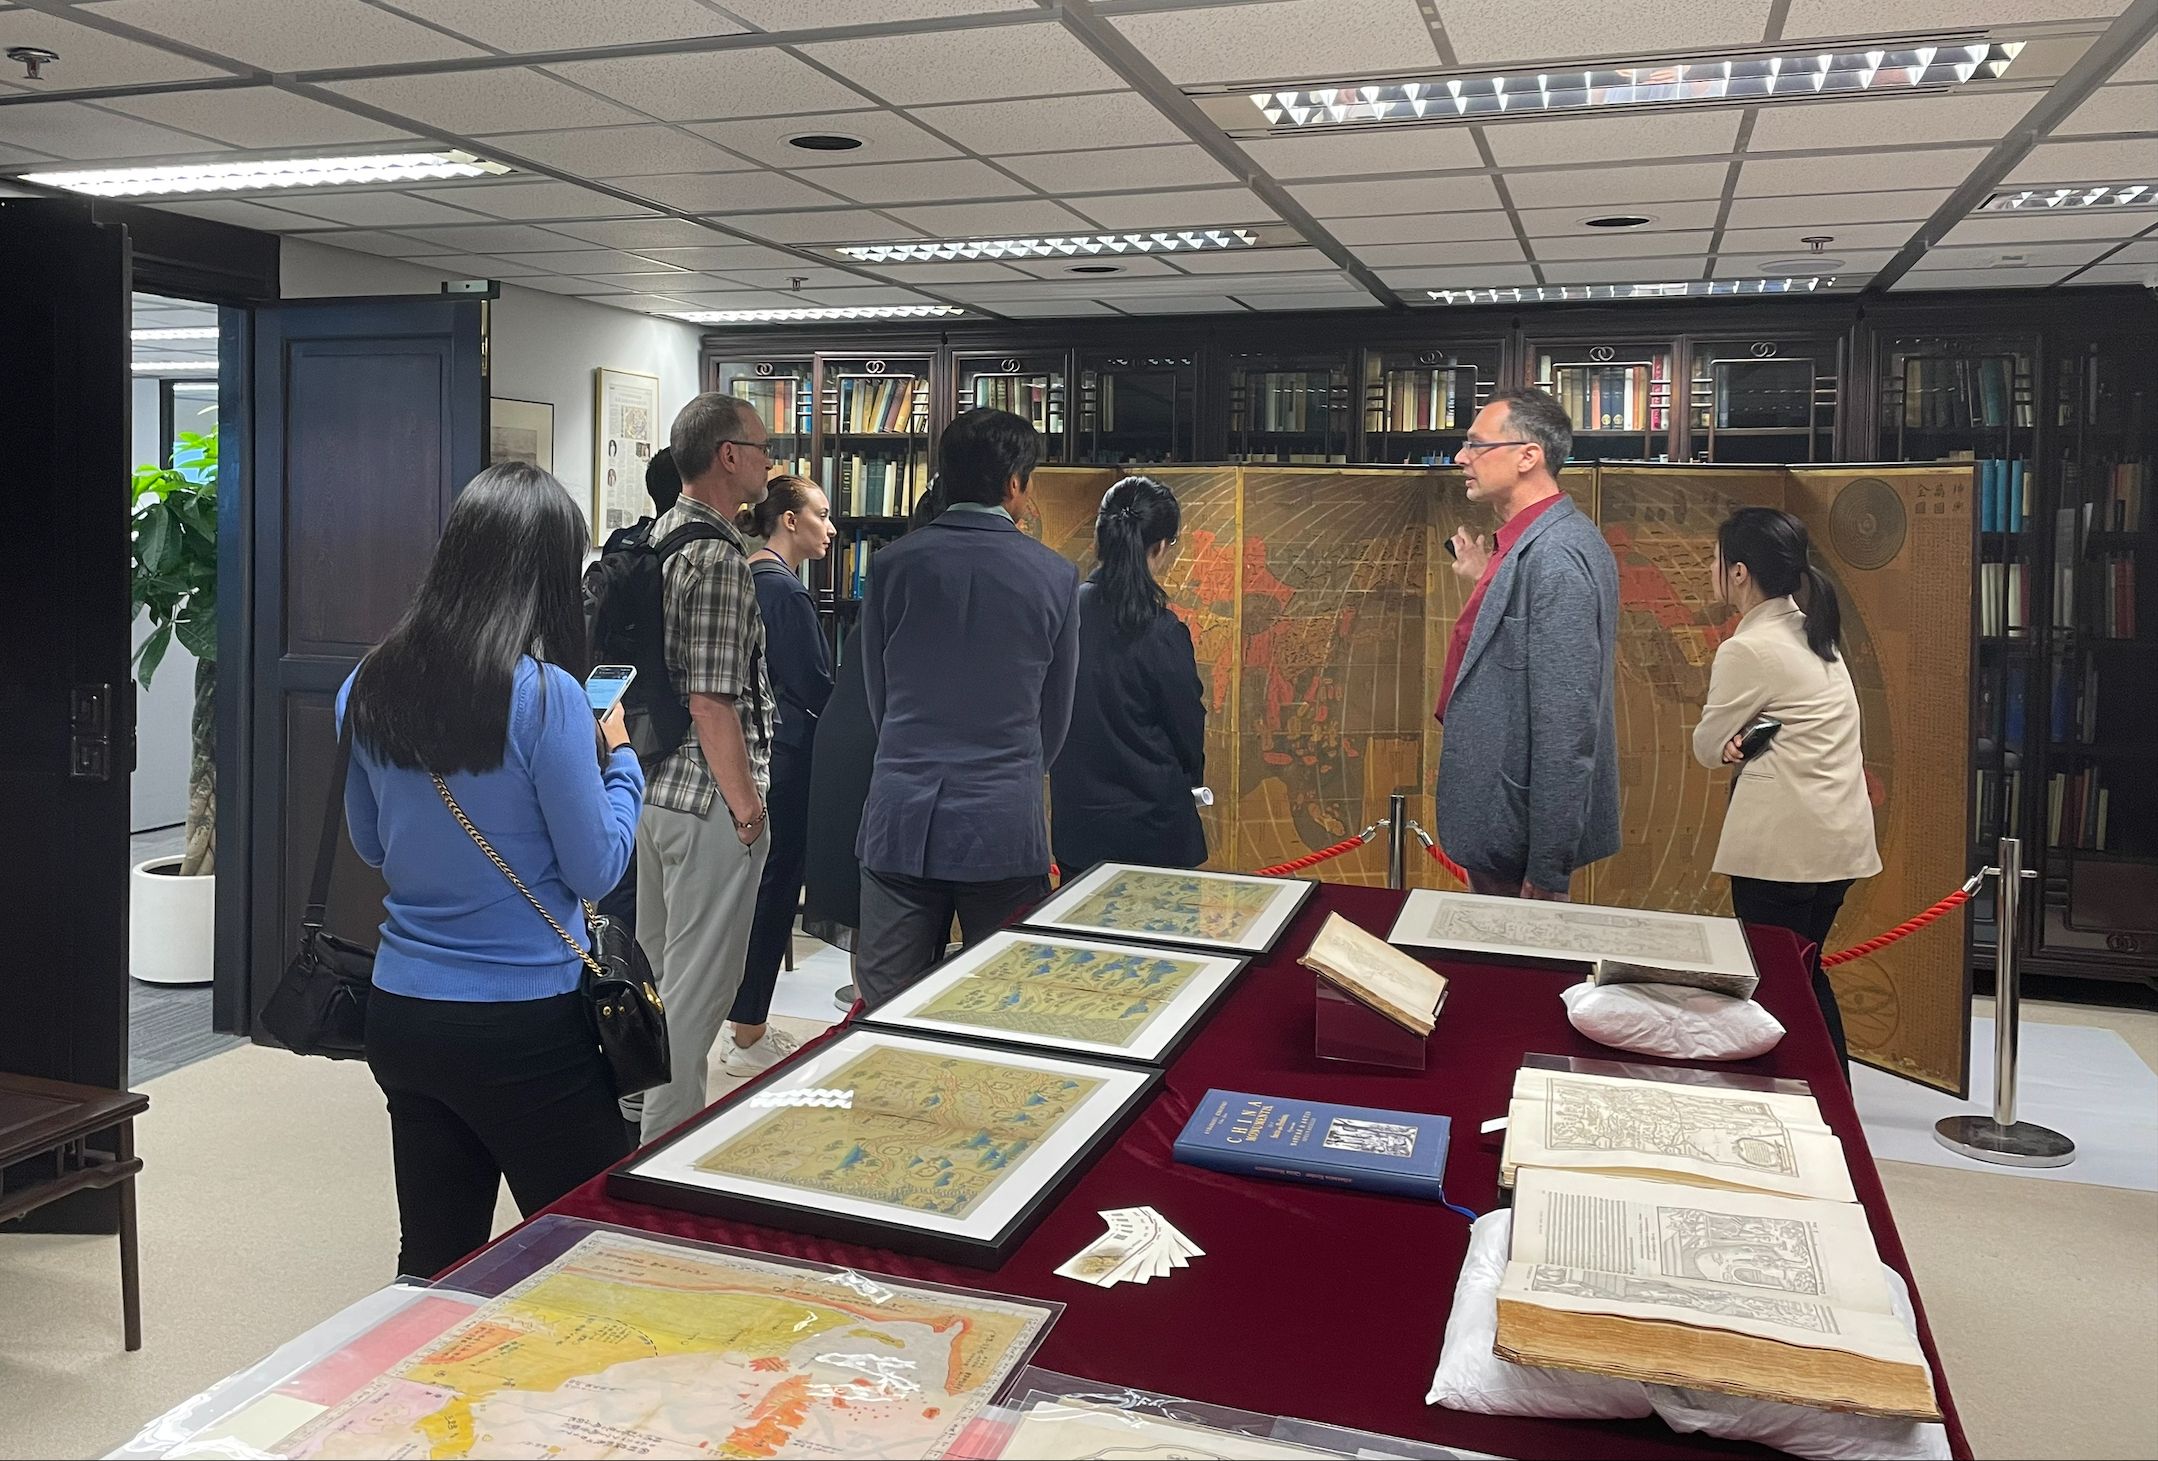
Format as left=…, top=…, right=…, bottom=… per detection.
left=534, top=884, right=1971, bottom=1460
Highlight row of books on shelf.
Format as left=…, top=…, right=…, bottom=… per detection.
left=1899, top=355, right=2030, bottom=430
left=1974, top=768, right=2022, bottom=843
left=726, top=377, right=813, bottom=437
left=969, top=376, right=1060, bottom=432
left=830, top=376, right=925, bottom=434
left=2049, top=769, right=2114, bottom=851
left=1974, top=457, right=2033, bottom=534
left=1991, top=659, right=2102, bottom=746
left=1245, top=373, right=1339, bottom=433
left=1549, top=363, right=1667, bottom=433
left=1377, top=368, right=1469, bottom=432
left=2086, top=554, right=2140, bottom=639
left=2097, top=461, right=2150, bottom=533
left=1978, top=561, right=2028, bottom=637
left=833, top=453, right=929, bottom=518
left=835, top=539, right=876, bottom=601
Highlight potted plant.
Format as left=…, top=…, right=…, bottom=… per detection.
left=130, top=429, right=219, bottom=985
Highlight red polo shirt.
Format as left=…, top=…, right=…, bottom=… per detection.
left=1434, top=492, right=1564, bottom=723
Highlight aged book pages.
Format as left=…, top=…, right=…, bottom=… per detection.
left=1592, top=957, right=1760, bottom=1001
left=1298, top=912, right=1447, bottom=1035
left=1497, top=1170, right=1939, bottom=1420
left=1502, top=1067, right=1856, bottom=1203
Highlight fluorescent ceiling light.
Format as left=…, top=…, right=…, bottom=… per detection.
left=835, top=229, right=1261, bottom=264
left=676, top=305, right=967, bottom=324
left=132, top=360, right=219, bottom=373
left=1229, top=38, right=2021, bottom=129
left=1426, top=278, right=1837, bottom=305
left=23, top=151, right=510, bottom=199
left=131, top=327, right=219, bottom=342
left=1979, top=183, right=2155, bottom=211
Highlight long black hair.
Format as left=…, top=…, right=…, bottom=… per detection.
left=349, top=462, right=593, bottom=772
left=1717, top=506, right=1842, bottom=662
left=1095, top=475, right=1182, bottom=640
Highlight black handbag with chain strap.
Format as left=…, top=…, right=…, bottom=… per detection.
left=431, top=775, right=671, bottom=1097
left=258, top=714, right=375, bottom=1060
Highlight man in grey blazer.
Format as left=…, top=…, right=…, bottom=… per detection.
left=855, top=407, right=1082, bottom=1007
left=1434, top=388, right=1620, bottom=900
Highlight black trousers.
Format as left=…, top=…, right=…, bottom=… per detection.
left=734, top=740, right=812, bottom=1027
left=1729, top=876, right=1855, bottom=1074
left=366, top=988, right=631, bottom=1279
left=856, top=867, right=1050, bottom=1010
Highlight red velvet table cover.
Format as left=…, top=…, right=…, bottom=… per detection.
left=534, top=885, right=1971, bottom=1460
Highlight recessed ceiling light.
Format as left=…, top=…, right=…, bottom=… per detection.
left=22, top=150, right=511, bottom=198
left=1217, top=37, right=2022, bottom=131
left=131, top=360, right=219, bottom=374
left=1582, top=214, right=1654, bottom=229
left=675, top=305, right=967, bottom=324
left=835, top=228, right=1262, bottom=264
left=131, top=327, right=219, bottom=342
left=787, top=133, right=864, bottom=152
left=1425, top=278, right=1838, bottom=305
left=1068, top=263, right=1123, bottom=274
left=1979, top=182, right=2156, bottom=211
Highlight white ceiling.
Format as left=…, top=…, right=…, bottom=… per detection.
left=0, top=0, right=2152, bottom=321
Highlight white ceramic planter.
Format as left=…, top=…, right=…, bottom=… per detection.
left=130, top=856, right=215, bottom=986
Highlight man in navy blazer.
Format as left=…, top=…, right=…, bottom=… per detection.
left=855, top=407, right=1081, bottom=1008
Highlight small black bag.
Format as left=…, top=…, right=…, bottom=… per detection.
left=430, top=775, right=671, bottom=1098
left=258, top=715, right=375, bottom=1060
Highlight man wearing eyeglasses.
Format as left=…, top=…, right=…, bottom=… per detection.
left=635, top=392, right=780, bottom=1140
left=1433, top=388, right=1620, bottom=902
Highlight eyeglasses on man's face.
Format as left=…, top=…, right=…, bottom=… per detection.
left=720, top=438, right=771, bottom=459
left=1451, top=438, right=1532, bottom=463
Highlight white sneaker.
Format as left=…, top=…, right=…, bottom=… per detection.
left=723, top=1027, right=801, bottom=1078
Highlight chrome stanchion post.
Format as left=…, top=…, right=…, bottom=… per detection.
left=1386, top=791, right=1407, bottom=891
left=1934, top=837, right=2075, bottom=1168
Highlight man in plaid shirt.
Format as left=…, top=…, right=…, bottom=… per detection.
left=634, top=392, right=779, bottom=1140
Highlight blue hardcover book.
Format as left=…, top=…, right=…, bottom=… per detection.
left=1173, top=1089, right=1453, bottom=1200
left=2009, top=459, right=2027, bottom=533
left=1980, top=459, right=1999, bottom=534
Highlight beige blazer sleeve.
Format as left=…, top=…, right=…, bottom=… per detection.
left=1693, top=637, right=1773, bottom=769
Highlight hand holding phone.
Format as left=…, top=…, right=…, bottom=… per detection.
left=586, top=664, right=636, bottom=718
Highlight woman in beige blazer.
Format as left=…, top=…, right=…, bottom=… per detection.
left=1694, top=507, right=1881, bottom=1071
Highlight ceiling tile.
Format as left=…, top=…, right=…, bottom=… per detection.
left=1486, top=110, right=1742, bottom=167
left=1912, top=240, right=2114, bottom=270
left=2008, top=137, right=2158, bottom=183
left=1442, top=0, right=1773, bottom=65
left=386, top=0, right=743, bottom=49
left=1936, top=211, right=2152, bottom=246
left=727, top=211, right=924, bottom=243
left=1165, top=246, right=1342, bottom=275
left=999, top=145, right=1235, bottom=195
left=0, top=11, right=229, bottom=90
left=799, top=22, right=1123, bottom=106
left=1110, top=0, right=1440, bottom=86
left=1106, top=294, right=1251, bottom=314
left=2090, top=235, right=2158, bottom=264
left=0, top=142, right=56, bottom=168
left=707, top=265, right=871, bottom=289
left=913, top=93, right=1186, bottom=155
left=1382, top=262, right=1541, bottom=287
left=1736, top=148, right=1987, bottom=196
left=494, top=247, right=691, bottom=273
left=724, top=0, right=1035, bottom=27
left=285, top=227, right=445, bottom=256
left=2070, top=259, right=2158, bottom=285
left=616, top=293, right=706, bottom=312
left=1288, top=174, right=1503, bottom=217
left=95, top=0, right=485, bottom=70
left=0, top=101, right=223, bottom=161
left=886, top=197, right=1092, bottom=236
left=603, top=270, right=724, bottom=290
left=513, top=273, right=638, bottom=295
left=546, top=49, right=872, bottom=122
left=1519, top=199, right=1723, bottom=235
left=1715, top=247, right=1894, bottom=276
left=326, top=68, right=642, bottom=135
left=1890, top=264, right=2081, bottom=290
left=101, top=89, right=414, bottom=149
left=982, top=298, right=1122, bottom=316
left=797, top=156, right=1028, bottom=205
left=411, top=252, right=551, bottom=278
left=631, top=171, right=849, bottom=212
left=483, top=125, right=756, bottom=179
left=1538, top=260, right=1711, bottom=284
left=2056, top=83, right=2158, bottom=138
left=1327, top=211, right=1516, bottom=246
left=1723, top=188, right=1949, bottom=228
left=861, top=260, right=1034, bottom=283
left=668, top=288, right=808, bottom=307
left=1001, top=253, right=1194, bottom=279
left=1350, top=237, right=1529, bottom=265
left=785, top=285, right=935, bottom=307
left=155, top=197, right=329, bottom=230
left=1206, top=270, right=1356, bottom=294
left=1750, top=90, right=2044, bottom=154
left=387, top=222, right=589, bottom=253
left=1715, top=221, right=1919, bottom=252
left=268, top=191, right=496, bottom=226
left=687, top=109, right=959, bottom=169
left=414, top=180, right=653, bottom=220
left=2112, top=34, right=2158, bottom=86
left=1782, top=0, right=2115, bottom=41
left=1534, top=229, right=1713, bottom=261
left=1236, top=292, right=1378, bottom=311
left=1235, top=127, right=1483, bottom=181
left=549, top=219, right=739, bottom=249
left=1505, top=160, right=1730, bottom=208
left=628, top=242, right=815, bottom=269
left=1066, top=188, right=1277, bottom=229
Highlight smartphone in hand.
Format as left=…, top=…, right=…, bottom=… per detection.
left=586, top=664, right=637, bottom=719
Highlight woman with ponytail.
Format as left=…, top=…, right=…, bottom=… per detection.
left=1694, top=506, right=1880, bottom=1072
left=1050, top=475, right=1207, bottom=878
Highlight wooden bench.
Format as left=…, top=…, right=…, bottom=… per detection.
left=0, top=1073, right=148, bottom=1350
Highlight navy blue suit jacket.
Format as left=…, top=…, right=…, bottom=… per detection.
left=857, top=508, right=1082, bottom=881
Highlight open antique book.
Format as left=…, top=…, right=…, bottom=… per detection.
left=1590, top=957, right=1760, bottom=1001
left=1496, top=1169, right=1940, bottom=1419
left=1298, top=913, right=1448, bottom=1036
left=1501, top=1065, right=1856, bottom=1204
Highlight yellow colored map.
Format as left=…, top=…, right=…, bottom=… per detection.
left=692, top=1045, right=1103, bottom=1218
left=913, top=939, right=1211, bottom=1048
left=277, top=1230, right=1050, bottom=1459
left=1063, top=870, right=1280, bottom=944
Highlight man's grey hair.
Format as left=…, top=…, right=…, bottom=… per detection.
left=670, top=392, right=753, bottom=485
left=1488, top=387, right=1572, bottom=478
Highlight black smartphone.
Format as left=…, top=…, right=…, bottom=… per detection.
left=1443, top=536, right=1459, bottom=559
left=1737, top=716, right=1783, bottom=760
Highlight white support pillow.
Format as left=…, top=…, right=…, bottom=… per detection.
left=1561, top=979, right=1785, bottom=1061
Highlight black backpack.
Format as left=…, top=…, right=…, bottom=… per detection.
left=585, top=517, right=729, bottom=771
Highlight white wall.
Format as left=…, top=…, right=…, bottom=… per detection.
left=279, top=238, right=705, bottom=520
left=130, top=375, right=199, bottom=835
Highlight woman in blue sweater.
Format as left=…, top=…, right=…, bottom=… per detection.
left=338, top=463, right=643, bottom=1278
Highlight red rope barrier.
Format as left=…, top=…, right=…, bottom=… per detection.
left=1253, top=830, right=1374, bottom=878
left=1821, top=888, right=1971, bottom=968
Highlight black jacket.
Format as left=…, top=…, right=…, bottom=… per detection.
left=749, top=556, right=833, bottom=753
left=802, top=626, right=873, bottom=934
left=1050, top=579, right=1208, bottom=876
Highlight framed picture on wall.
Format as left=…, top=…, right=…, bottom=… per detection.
left=593, top=366, right=660, bottom=546
left=489, top=397, right=554, bottom=473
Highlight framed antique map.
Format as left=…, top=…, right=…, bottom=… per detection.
left=591, top=365, right=660, bottom=546
left=612, top=1029, right=1157, bottom=1266
left=862, top=930, right=1247, bottom=1065
left=1388, top=889, right=1758, bottom=983
left=1023, top=863, right=1317, bottom=955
